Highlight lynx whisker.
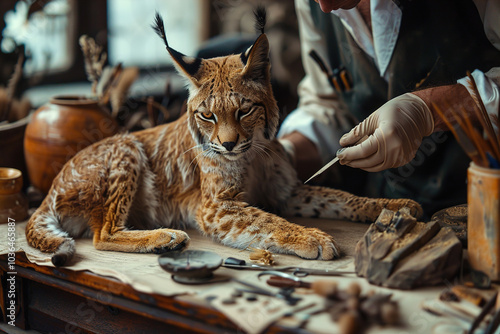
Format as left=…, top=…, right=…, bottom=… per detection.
left=252, top=147, right=268, bottom=161
left=188, top=147, right=209, bottom=171
left=252, top=142, right=272, bottom=159
left=261, top=144, right=290, bottom=164
left=252, top=143, right=271, bottom=161
left=204, top=143, right=223, bottom=155
left=181, top=144, right=204, bottom=156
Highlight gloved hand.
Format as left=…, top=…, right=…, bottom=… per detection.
left=337, top=93, right=434, bottom=172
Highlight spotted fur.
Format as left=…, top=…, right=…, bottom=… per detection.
left=25, top=13, right=422, bottom=266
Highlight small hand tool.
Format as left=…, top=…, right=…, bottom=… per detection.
left=258, top=271, right=312, bottom=289
left=468, top=291, right=498, bottom=334
left=267, top=276, right=312, bottom=289
left=304, top=156, right=340, bottom=184
left=304, top=135, right=369, bottom=184
left=308, top=50, right=352, bottom=92
left=485, top=293, right=500, bottom=334
left=232, top=278, right=302, bottom=305
left=223, top=257, right=355, bottom=277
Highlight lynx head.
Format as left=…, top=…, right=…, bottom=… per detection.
left=153, top=8, right=279, bottom=161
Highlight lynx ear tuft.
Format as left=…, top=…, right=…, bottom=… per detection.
left=152, top=12, right=168, bottom=48
left=254, top=6, right=266, bottom=35
left=240, top=6, right=270, bottom=83
left=152, top=12, right=202, bottom=84
left=240, top=6, right=267, bottom=66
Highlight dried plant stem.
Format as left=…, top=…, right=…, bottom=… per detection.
left=100, top=63, right=123, bottom=105
left=147, top=96, right=156, bottom=127
left=79, top=35, right=107, bottom=96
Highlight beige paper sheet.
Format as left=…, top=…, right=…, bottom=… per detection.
left=0, top=218, right=356, bottom=294
left=0, top=218, right=447, bottom=333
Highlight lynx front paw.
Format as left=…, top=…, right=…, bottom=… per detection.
left=287, top=228, right=340, bottom=260
left=361, top=198, right=423, bottom=222
left=384, top=199, right=423, bottom=219
left=150, top=229, right=190, bottom=254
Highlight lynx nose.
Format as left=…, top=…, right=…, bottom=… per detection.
left=222, top=141, right=236, bottom=152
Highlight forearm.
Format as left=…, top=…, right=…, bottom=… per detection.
left=412, top=84, right=478, bottom=132
left=413, top=67, right=500, bottom=133
left=280, top=132, right=322, bottom=182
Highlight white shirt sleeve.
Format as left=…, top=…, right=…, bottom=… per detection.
left=278, top=0, right=358, bottom=164
left=457, top=69, right=500, bottom=130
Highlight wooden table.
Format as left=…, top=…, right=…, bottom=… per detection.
left=1, top=252, right=313, bottom=333
left=2, top=217, right=459, bottom=334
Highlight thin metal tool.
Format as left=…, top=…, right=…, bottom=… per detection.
left=258, top=271, right=302, bottom=282
left=232, top=278, right=302, bottom=305
left=304, top=156, right=339, bottom=184
left=223, top=257, right=354, bottom=277
left=304, top=134, right=369, bottom=184
left=468, top=291, right=498, bottom=334
left=484, top=292, right=500, bottom=334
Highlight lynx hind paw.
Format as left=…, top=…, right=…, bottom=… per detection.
left=51, top=239, right=76, bottom=267
left=151, top=230, right=190, bottom=254
left=292, top=228, right=340, bottom=260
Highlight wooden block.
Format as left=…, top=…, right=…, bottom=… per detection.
left=368, top=210, right=417, bottom=261
left=355, top=209, right=462, bottom=289
left=384, top=227, right=462, bottom=289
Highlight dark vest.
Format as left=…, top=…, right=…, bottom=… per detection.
left=309, top=0, right=500, bottom=216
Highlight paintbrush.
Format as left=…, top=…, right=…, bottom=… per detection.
left=465, top=72, right=500, bottom=164
left=432, top=102, right=485, bottom=166
left=431, top=74, right=500, bottom=169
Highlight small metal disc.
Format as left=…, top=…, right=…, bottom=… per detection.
left=171, top=273, right=215, bottom=285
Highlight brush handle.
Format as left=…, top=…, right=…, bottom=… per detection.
left=266, top=276, right=311, bottom=289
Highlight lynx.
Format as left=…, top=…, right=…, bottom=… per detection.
left=26, top=10, right=422, bottom=266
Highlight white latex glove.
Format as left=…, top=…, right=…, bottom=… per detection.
left=337, top=93, right=434, bottom=172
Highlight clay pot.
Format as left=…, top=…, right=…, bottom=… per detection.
left=0, top=167, right=28, bottom=222
left=0, top=116, right=30, bottom=188
left=24, top=96, right=119, bottom=193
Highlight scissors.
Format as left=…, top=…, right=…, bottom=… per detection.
left=222, top=257, right=354, bottom=277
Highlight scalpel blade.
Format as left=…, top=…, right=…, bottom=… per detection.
left=304, top=156, right=339, bottom=184
left=303, top=135, right=369, bottom=184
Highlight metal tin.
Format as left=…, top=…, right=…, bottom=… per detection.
left=468, top=162, right=500, bottom=281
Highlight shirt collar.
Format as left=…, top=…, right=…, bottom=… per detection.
left=332, top=0, right=402, bottom=79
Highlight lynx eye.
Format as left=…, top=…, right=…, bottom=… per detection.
left=237, top=108, right=253, bottom=120
left=198, top=111, right=216, bottom=122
